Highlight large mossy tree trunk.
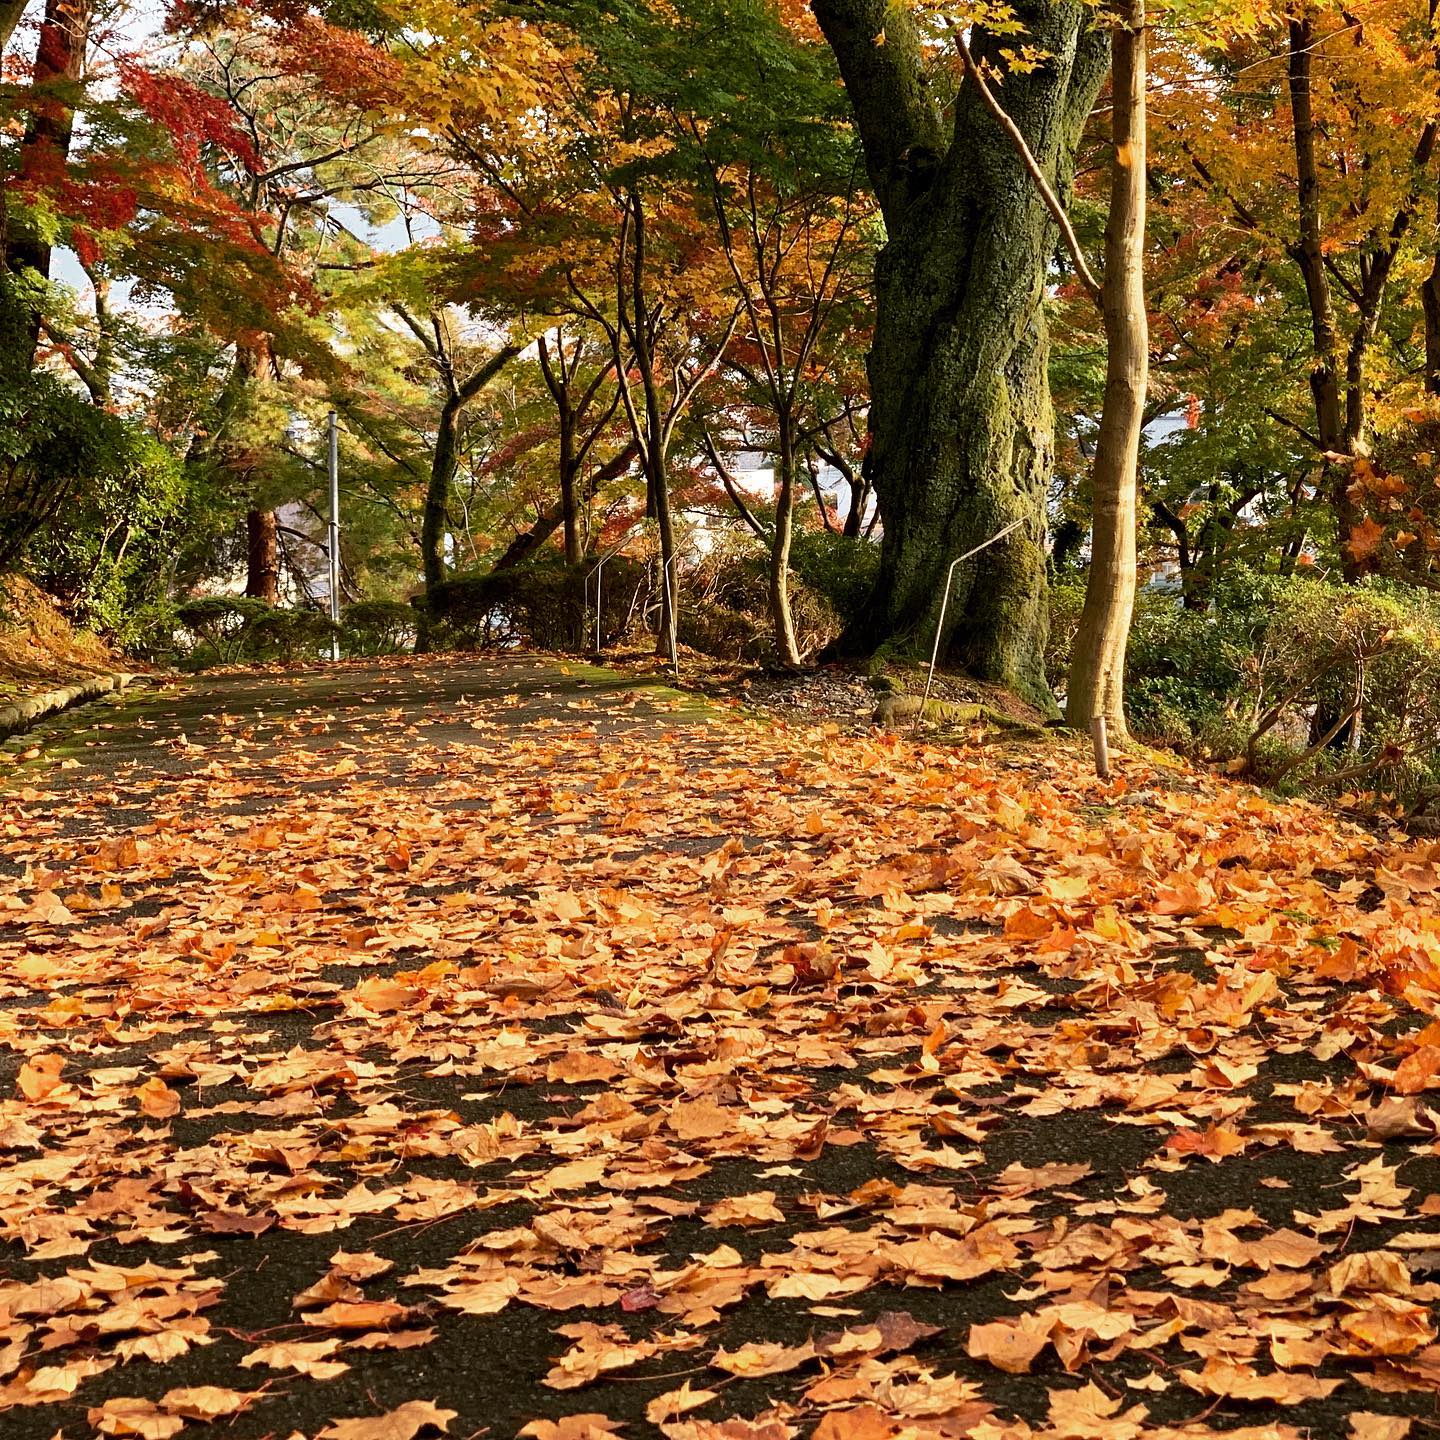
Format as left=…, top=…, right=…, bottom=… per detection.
left=813, top=0, right=1108, bottom=707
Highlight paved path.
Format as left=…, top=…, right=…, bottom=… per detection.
left=0, top=656, right=1436, bottom=1440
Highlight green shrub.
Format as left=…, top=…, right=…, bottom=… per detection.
left=425, top=556, right=645, bottom=652
left=245, top=608, right=340, bottom=663
left=343, top=600, right=416, bottom=656
left=175, top=597, right=338, bottom=667
left=1125, top=593, right=1251, bottom=746
left=1237, top=578, right=1440, bottom=796
left=677, top=601, right=765, bottom=661
left=1045, top=573, right=1086, bottom=693
left=787, top=528, right=879, bottom=625
left=1061, top=565, right=1440, bottom=801
left=682, top=532, right=846, bottom=663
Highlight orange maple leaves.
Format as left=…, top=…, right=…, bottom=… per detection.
left=3, top=656, right=1440, bottom=1439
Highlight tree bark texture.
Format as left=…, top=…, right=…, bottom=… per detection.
left=813, top=0, right=1109, bottom=706
left=420, top=343, right=523, bottom=599
left=245, top=508, right=280, bottom=603
left=4, top=0, right=92, bottom=363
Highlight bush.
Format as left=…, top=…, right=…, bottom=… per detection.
left=787, top=528, right=879, bottom=626
left=1125, top=592, right=1253, bottom=749
left=2, top=367, right=185, bottom=616
left=681, top=533, right=846, bottom=663
left=1237, top=579, right=1440, bottom=797
left=175, top=597, right=339, bottom=667
left=245, top=608, right=340, bottom=663
left=678, top=600, right=766, bottom=661
left=1045, top=567, right=1270, bottom=752
left=1056, top=565, right=1440, bottom=802
left=425, top=556, right=646, bottom=652
left=343, top=600, right=416, bottom=656
left=1045, top=573, right=1086, bottom=694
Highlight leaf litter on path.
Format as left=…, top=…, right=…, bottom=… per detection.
left=0, top=655, right=1437, bottom=1440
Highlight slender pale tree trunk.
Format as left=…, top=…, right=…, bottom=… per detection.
left=1066, top=0, right=1147, bottom=740
left=770, top=413, right=803, bottom=667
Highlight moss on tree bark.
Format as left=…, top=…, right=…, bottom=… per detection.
left=813, top=0, right=1109, bottom=708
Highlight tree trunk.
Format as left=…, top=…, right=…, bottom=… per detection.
left=651, top=448, right=678, bottom=664
left=4, top=0, right=92, bottom=362
left=0, top=0, right=30, bottom=58
left=1065, top=0, right=1146, bottom=741
left=842, top=452, right=871, bottom=538
left=1425, top=238, right=1440, bottom=396
left=770, top=417, right=803, bottom=667
left=813, top=0, right=1109, bottom=709
left=245, top=509, right=279, bottom=603
left=422, top=396, right=461, bottom=598
left=558, top=408, right=582, bottom=566
left=1285, top=16, right=1370, bottom=580
left=419, top=343, right=522, bottom=624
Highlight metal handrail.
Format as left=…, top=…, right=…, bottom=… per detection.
left=915, top=518, right=1024, bottom=733
left=585, top=522, right=646, bottom=652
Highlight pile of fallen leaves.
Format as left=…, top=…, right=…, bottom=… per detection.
left=1, top=655, right=1438, bottom=1440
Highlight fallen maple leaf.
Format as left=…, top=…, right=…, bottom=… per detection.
left=309, top=1300, right=414, bottom=1330
left=159, top=1385, right=261, bottom=1419
left=1350, top=1415, right=1411, bottom=1440
left=811, top=1406, right=895, bottom=1440
left=668, top=1097, right=734, bottom=1140
left=134, top=1077, right=181, bottom=1119
left=89, top=1397, right=185, bottom=1439
left=647, top=1381, right=720, bottom=1424
left=519, top=1418, right=625, bottom=1440
left=1163, top=1123, right=1248, bottom=1160
left=710, top=1341, right=815, bottom=1378
left=16, top=1053, right=65, bottom=1101
left=1392, top=1044, right=1440, bottom=1094
left=240, top=1337, right=349, bottom=1379
left=318, top=1400, right=457, bottom=1440
left=704, top=1191, right=783, bottom=1226
left=1180, top=1357, right=1342, bottom=1402
left=967, top=1317, right=1050, bottom=1374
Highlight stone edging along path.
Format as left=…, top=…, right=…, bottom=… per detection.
left=0, top=671, right=138, bottom=742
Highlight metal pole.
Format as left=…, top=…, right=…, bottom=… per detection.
left=593, top=559, right=605, bottom=653
left=584, top=522, right=644, bottom=655
left=327, top=410, right=341, bottom=662
left=915, top=518, right=1023, bottom=733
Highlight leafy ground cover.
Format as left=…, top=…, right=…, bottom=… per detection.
left=1, top=654, right=1438, bottom=1440
left=0, top=579, right=117, bottom=704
